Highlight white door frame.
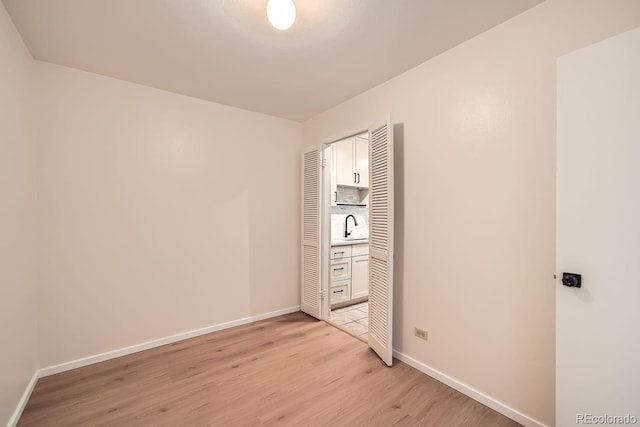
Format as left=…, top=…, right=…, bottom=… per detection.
left=314, top=117, right=395, bottom=366
left=318, top=122, right=374, bottom=321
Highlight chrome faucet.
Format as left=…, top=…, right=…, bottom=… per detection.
left=344, top=214, right=358, bottom=238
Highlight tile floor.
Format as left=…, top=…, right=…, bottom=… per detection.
left=328, top=301, right=368, bottom=340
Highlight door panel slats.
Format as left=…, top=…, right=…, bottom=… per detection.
left=368, top=119, right=394, bottom=366
left=301, top=148, right=321, bottom=319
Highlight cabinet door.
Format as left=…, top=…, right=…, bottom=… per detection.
left=355, top=137, right=369, bottom=188
left=351, top=255, right=369, bottom=299
left=336, top=138, right=355, bottom=186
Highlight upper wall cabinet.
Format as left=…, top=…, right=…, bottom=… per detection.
left=336, top=136, right=369, bottom=188
left=355, top=136, right=369, bottom=188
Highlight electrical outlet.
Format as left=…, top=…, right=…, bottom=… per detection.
left=414, top=327, right=428, bottom=341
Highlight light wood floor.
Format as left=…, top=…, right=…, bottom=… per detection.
left=19, top=312, right=520, bottom=426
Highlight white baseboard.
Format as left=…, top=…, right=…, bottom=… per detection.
left=7, top=306, right=300, bottom=427
left=39, top=305, right=300, bottom=377
left=10, top=309, right=543, bottom=427
left=7, top=371, right=39, bottom=427
left=392, top=350, right=548, bottom=427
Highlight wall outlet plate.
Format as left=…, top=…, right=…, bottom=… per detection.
left=414, top=327, right=428, bottom=341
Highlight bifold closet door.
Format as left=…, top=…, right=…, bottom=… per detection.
left=301, top=146, right=322, bottom=319
left=368, top=118, right=394, bottom=366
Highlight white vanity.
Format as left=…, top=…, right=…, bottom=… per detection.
left=329, top=241, right=369, bottom=308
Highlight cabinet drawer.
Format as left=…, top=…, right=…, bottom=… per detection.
left=351, top=243, right=369, bottom=256
left=330, top=281, right=350, bottom=304
left=330, top=260, right=351, bottom=282
left=331, top=246, right=352, bottom=260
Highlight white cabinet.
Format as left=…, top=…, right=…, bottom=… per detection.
left=335, top=137, right=369, bottom=189
left=351, top=255, right=369, bottom=300
left=351, top=243, right=369, bottom=257
left=329, top=243, right=369, bottom=308
left=355, top=136, right=369, bottom=188
left=336, top=138, right=355, bottom=188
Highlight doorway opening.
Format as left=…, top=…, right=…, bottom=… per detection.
left=301, top=117, right=394, bottom=365
left=323, top=133, right=370, bottom=341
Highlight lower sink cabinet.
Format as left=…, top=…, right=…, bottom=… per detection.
left=330, top=243, right=369, bottom=308
left=351, top=255, right=369, bottom=300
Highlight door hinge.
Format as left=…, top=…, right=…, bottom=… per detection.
left=320, top=289, right=327, bottom=300
left=321, top=158, right=327, bottom=168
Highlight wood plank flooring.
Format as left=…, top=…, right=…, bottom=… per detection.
left=19, top=312, right=520, bottom=426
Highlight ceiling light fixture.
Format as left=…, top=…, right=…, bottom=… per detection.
left=266, top=0, right=296, bottom=30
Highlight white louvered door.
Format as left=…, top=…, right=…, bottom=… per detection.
left=301, top=146, right=322, bottom=319
left=368, top=118, right=394, bottom=366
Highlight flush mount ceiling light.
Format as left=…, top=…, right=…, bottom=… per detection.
left=266, top=0, right=296, bottom=30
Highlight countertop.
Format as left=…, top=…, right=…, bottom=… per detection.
left=331, top=239, right=369, bottom=247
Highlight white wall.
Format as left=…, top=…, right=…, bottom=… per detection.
left=302, top=1, right=640, bottom=425
left=557, top=27, right=640, bottom=426
left=0, top=3, right=38, bottom=426
left=34, top=62, right=303, bottom=367
left=2, top=3, right=303, bottom=415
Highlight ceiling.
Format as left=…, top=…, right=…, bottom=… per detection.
left=3, top=0, right=544, bottom=121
